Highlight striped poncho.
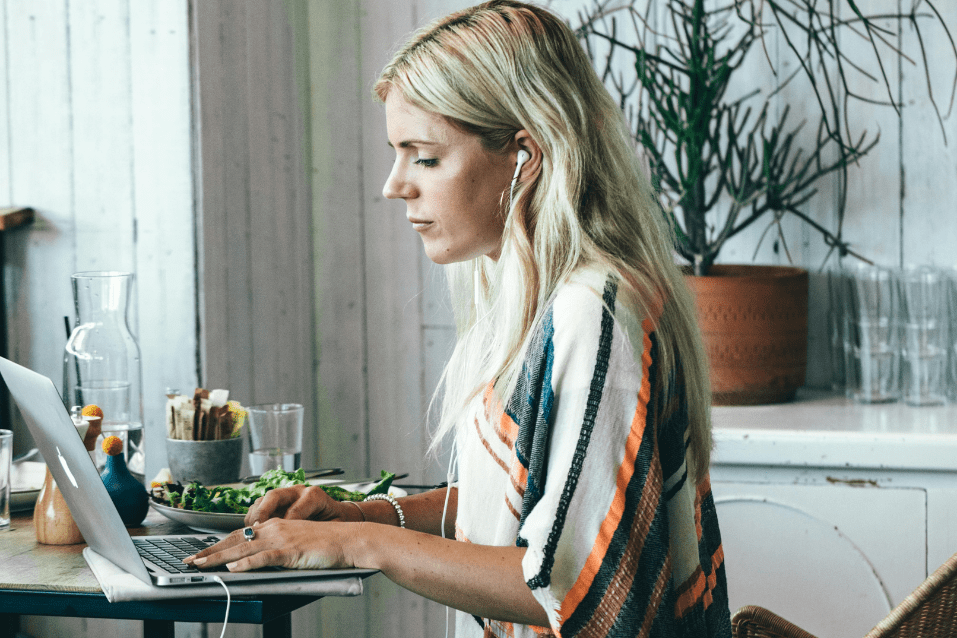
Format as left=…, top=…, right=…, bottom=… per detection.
left=454, top=270, right=731, bottom=638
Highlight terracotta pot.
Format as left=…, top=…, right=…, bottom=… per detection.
left=685, top=265, right=809, bottom=406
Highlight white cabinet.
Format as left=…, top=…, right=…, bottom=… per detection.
left=713, top=481, right=924, bottom=637
left=711, top=390, right=957, bottom=638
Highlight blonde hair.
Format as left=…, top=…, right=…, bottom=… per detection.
left=374, top=1, right=713, bottom=481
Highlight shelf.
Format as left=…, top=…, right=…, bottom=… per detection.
left=712, top=388, right=957, bottom=472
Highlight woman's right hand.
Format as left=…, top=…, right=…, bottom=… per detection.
left=244, top=485, right=360, bottom=526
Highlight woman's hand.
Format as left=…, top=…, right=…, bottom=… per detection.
left=184, top=518, right=357, bottom=572
left=244, top=485, right=360, bottom=526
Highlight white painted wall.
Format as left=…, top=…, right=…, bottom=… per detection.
left=0, top=0, right=195, bottom=474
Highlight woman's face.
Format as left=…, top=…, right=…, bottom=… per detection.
left=382, top=93, right=513, bottom=264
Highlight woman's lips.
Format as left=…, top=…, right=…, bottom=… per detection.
left=409, top=219, right=432, bottom=231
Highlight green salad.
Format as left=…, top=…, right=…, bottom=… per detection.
left=150, top=468, right=396, bottom=515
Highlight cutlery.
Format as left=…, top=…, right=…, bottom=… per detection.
left=393, top=481, right=448, bottom=490
left=316, top=472, right=409, bottom=486
left=240, top=467, right=344, bottom=484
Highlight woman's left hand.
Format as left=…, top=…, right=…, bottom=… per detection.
left=184, top=518, right=356, bottom=572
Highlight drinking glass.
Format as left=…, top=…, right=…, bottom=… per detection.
left=946, top=267, right=957, bottom=402
left=843, top=264, right=900, bottom=403
left=900, top=266, right=948, bottom=406
left=0, top=429, right=11, bottom=530
left=826, top=267, right=848, bottom=392
left=246, top=403, right=304, bottom=474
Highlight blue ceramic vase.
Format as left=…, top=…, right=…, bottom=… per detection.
left=101, top=451, right=149, bottom=526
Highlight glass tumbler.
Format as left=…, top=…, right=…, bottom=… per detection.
left=246, top=403, right=304, bottom=475
left=826, top=267, right=848, bottom=392
left=843, top=264, right=900, bottom=403
left=63, top=272, right=144, bottom=481
left=900, top=266, right=948, bottom=406
left=0, top=429, right=10, bottom=530
left=946, top=267, right=957, bottom=402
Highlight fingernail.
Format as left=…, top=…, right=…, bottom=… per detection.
left=183, top=556, right=193, bottom=563
left=226, top=561, right=237, bottom=571
left=193, top=557, right=207, bottom=566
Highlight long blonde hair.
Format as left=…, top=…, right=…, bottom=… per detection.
left=374, top=1, right=713, bottom=481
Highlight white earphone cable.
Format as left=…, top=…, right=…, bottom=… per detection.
left=211, top=575, right=231, bottom=638
left=474, top=262, right=480, bottom=310
left=442, top=441, right=459, bottom=638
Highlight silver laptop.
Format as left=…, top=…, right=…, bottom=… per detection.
left=0, top=356, right=376, bottom=586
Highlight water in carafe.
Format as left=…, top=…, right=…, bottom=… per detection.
left=64, top=272, right=145, bottom=482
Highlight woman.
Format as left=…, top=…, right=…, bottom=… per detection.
left=187, top=2, right=731, bottom=636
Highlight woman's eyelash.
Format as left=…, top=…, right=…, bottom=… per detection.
left=414, top=157, right=438, bottom=167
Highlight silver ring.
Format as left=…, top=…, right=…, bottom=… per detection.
left=243, top=526, right=255, bottom=542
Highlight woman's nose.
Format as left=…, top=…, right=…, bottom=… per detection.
left=382, top=162, right=414, bottom=200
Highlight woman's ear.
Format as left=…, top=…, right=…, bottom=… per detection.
left=512, top=130, right=542, bottom=182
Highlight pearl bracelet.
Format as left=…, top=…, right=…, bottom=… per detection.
left=363, top=493, right=406, bottom=528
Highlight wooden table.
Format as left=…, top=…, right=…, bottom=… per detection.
left=0, top=510, right=320, bottom=638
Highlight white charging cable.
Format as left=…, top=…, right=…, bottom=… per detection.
left=474, top=264, right=481, bottom=310
left=211, top=575, right=231, bottom=638
left=441, top=443, right=458, bottom=540
left=442, top=443, right=459, bottom=638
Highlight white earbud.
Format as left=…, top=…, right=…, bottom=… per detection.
left=509, top=149, right=530, bottom=210
left=513, top=149, right=530, bottom=179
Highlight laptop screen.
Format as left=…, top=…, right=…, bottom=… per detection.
left=0, top=357, right=152, bottom=581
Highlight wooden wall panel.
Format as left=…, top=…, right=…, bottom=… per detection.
left=68, top=0, right=136, bottom=275
left=194, top=0, right=315, bottom=479
left=356, top=2, right=431, bottom=634
left=308, top=0, right=366, bottom=487
left=0, top=0, right=12, bottom=439
left=840, top=1, right=905, bottom=269
left=130, top=0, right=196, bottom=487
left=3, top=0, right=66, bottom=465
left=192, top=0, right=228, bottom=399
left=901, top=2, right=957, bottom=267
left=245, top=0, right=313, bottom=413
left=195, top=0, right=255, bottom=408
left=3, top=1, right=76, bottom=427
left=306, top=2, right=372, bottom=635
left=193, top=1, right=316, bottom=636
left=0, top=0, right=8, bottom=209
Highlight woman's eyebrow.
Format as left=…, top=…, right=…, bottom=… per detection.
left=387, top=139, right=441, bottom=148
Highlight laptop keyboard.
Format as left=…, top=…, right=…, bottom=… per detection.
left=133, top=536, right=225, bottom=574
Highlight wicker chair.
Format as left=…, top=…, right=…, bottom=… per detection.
left=731, top=551, right=957, bottom=638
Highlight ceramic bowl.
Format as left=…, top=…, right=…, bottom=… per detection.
left=166, top=437, right=243, bottom=486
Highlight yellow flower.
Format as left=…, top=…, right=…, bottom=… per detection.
left=102, top=435, right=123, bottom=456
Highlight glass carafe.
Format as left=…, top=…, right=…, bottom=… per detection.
left=63, top=272, right=144, bottom=482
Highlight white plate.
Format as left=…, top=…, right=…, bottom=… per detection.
left=149, top=501, right=245, bottom=533
left=150, top=482, right=407, bottom=533
left=11, top=487, right=42, bottom=513
left=10, top=461, right=46, bottom=513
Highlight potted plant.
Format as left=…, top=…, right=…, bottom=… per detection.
left=574, top=0, right=956, bottom=404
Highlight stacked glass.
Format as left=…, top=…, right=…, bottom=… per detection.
left=832, top=264, right=955, bottom=405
